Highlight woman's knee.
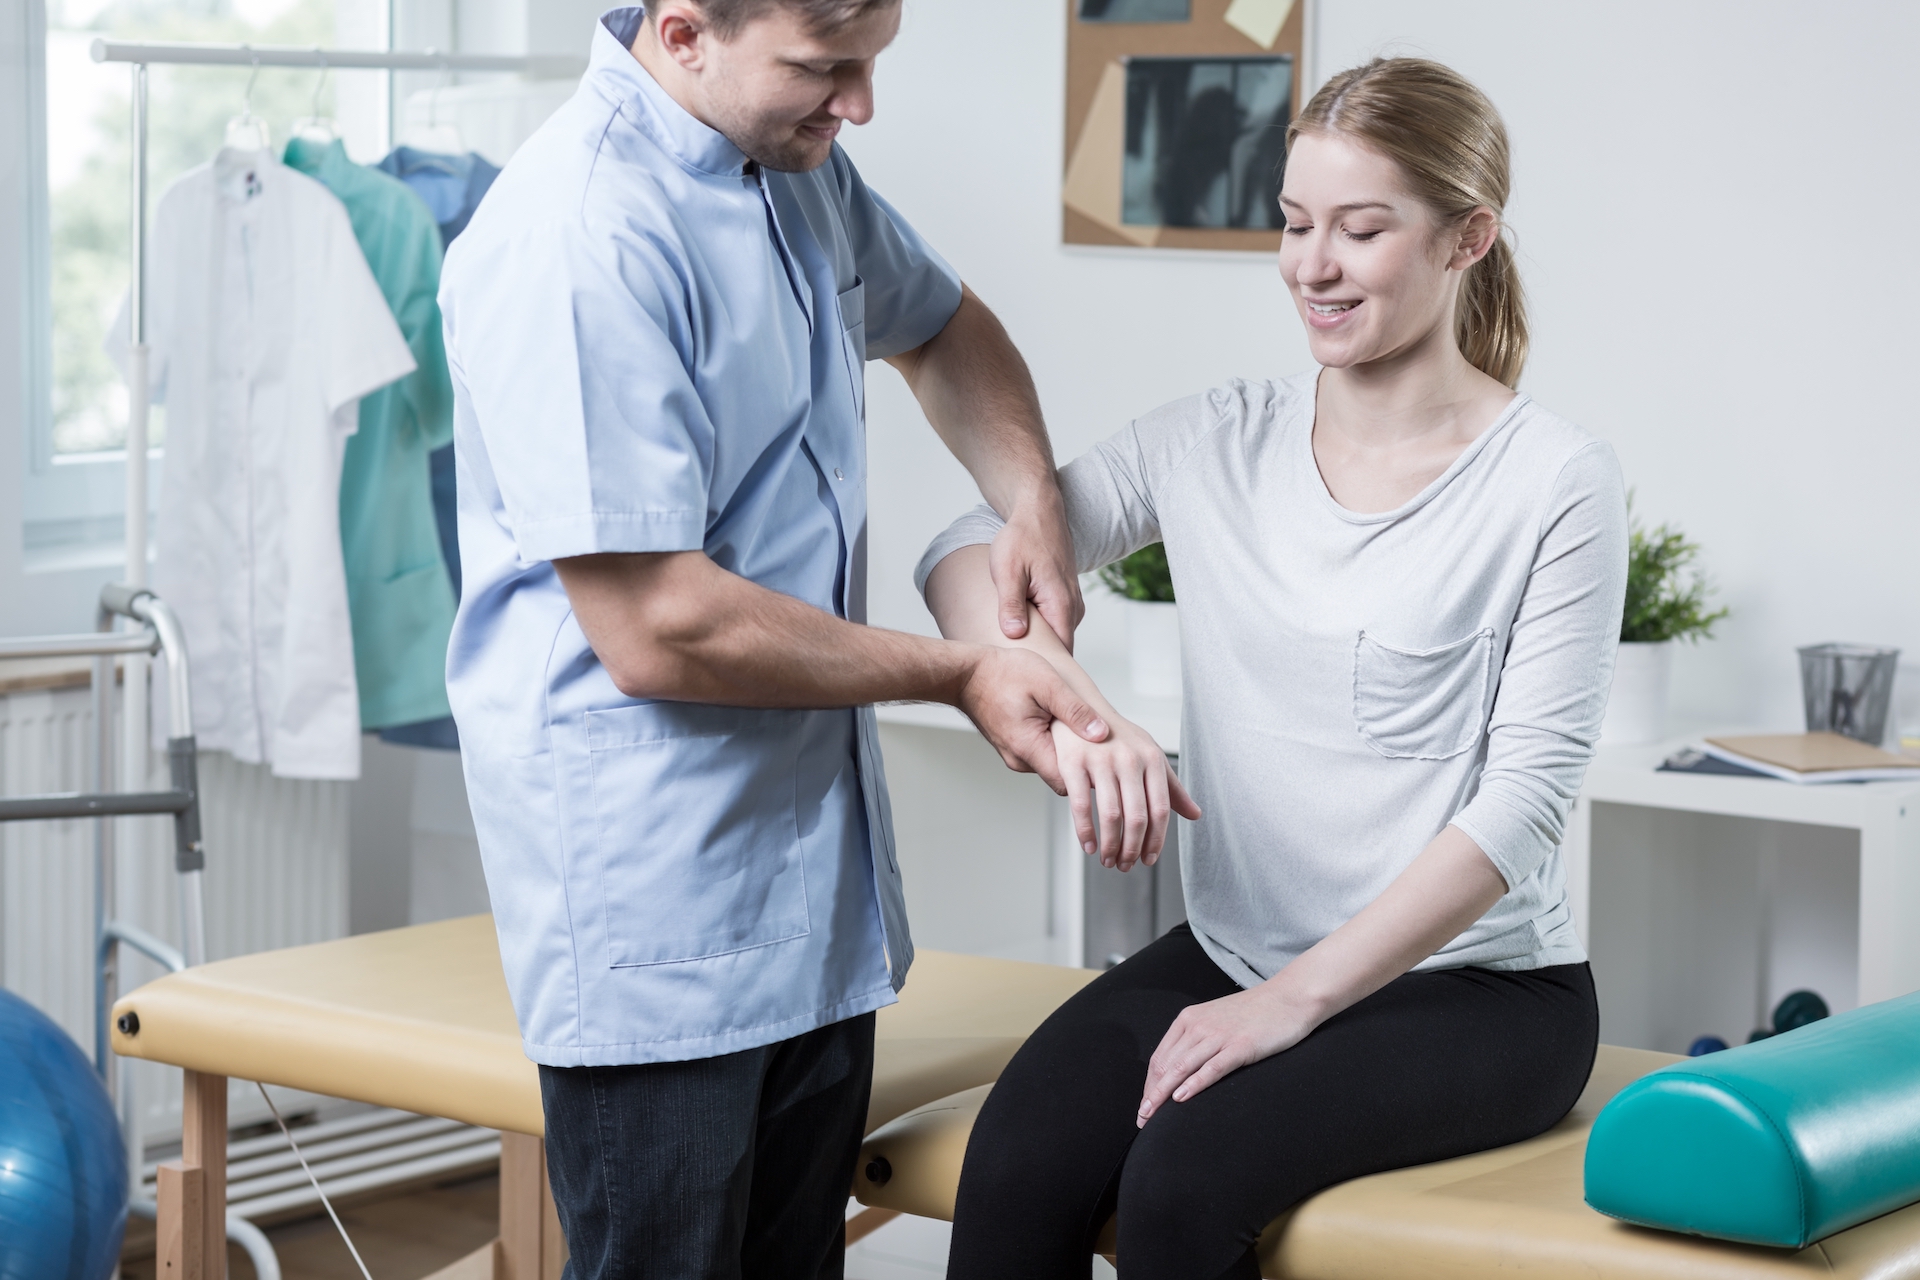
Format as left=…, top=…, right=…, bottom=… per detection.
left=1113, top=1116, right=1265, bottom=1261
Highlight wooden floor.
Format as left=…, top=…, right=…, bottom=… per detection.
left=120, top=1171, right=499, bottom=1280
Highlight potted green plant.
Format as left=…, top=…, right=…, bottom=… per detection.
left=1099, top=542, right=1180, bottom=696
left=1602, top=511, right=1729, bottom=745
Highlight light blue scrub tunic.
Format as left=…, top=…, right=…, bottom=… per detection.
left=440, top=8, right=961, bottom=1066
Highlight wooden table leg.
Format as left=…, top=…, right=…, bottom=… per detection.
left=158, top=1070, right=227, bottom=1279
left=500, top=1131, right=566, bottom=1280
left=845, top=1206, right=900, bottom=1246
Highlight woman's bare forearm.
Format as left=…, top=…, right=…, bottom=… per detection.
left=925, top=545, right=1111, bottom=712
left=1262, top=825, right=1508, bottom=1023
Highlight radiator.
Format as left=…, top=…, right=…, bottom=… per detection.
left=0, top=676, right=350, bottom=1140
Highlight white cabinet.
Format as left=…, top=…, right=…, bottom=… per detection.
left=1564, top=739, right=1920, bottom=1053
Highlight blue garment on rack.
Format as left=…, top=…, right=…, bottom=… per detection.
left=376, top=146, right=502, bottom=250
left=374, top=147, right=500, bottom=751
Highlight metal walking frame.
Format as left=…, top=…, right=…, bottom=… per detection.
left=0, top=583, right=280, bottom=1272
left=0, top=583, right=204, bottom=1058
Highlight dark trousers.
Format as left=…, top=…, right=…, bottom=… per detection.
left=540, top=1012, right=876, bottom=1280
left=948, top=925, right=1598, bottom=1280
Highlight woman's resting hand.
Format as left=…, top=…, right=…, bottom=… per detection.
left=1135, top=825, right=1509, bottom=1125
left=1054, top=713, right=1200, bottom=871
left=1136, top=984, right=1317, bottom=1127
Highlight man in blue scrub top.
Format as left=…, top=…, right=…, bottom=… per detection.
left=440, top=2, right=1107, bottom=1275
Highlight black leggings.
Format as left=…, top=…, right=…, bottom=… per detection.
left=948, top=925, right=1598, bottom=1280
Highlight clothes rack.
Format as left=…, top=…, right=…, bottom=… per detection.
left=89, top=35, right=582, bottom=852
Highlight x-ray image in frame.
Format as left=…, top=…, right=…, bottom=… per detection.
left=1122, top=55, right=1292, bottom=229
left=1078, top=0, right=1191, bottom=20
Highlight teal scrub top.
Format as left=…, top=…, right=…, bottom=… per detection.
left=284, top=136, right=458, bottom=729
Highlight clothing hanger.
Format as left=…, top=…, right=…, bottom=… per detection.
left=289, top=52, right=340, bottom=144
left=222, top=52, right=272, bottom=153
left=399, top=54, right=466, bottom=156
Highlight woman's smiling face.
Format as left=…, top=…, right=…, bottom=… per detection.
left=1278, top=131, right=1492, bottom=372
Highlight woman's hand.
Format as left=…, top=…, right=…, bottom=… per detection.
left=1134, top=827, right=1511, bottom=1126
left=1054, top=713, right=1201, bottom=871
left=1136, top=984, right=1320, bottom=1127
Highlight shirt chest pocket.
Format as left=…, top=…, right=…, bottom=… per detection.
left=836, top=278, right=866, bottom=421
left=1352, top=628, right=1495, bottom=760
left=586, top=702, right=811, bottom=968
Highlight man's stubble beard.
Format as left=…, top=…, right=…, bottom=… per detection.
left=728, top=117, right=832, bottom=173
left=707, top=79, right=833, bottom=173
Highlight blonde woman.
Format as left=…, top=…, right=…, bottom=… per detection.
left=919, top=59, right=1627, bottom=1279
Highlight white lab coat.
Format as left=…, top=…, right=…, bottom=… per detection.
left=112, top=146, right=415, bottom=780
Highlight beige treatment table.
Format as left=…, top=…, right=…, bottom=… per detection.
left=116, top=914, right=1920, bottom=1279
left=856, top=1046, right=1920, bottom=1279
left=110, top=913, right=1097, bottom=1279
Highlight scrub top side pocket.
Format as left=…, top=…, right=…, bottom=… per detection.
left=836, top=278, right=866, bottom=421
left=1352, top=628, right=1495, bottom=760
left=586, top=702, right=810, bottom=967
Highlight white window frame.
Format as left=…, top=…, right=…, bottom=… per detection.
left=20, top=0, right=158, bottom=575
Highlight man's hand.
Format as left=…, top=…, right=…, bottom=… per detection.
left=990, top=495, right=1085, bottom=650
left=954, top=646, right=1108, bottom=794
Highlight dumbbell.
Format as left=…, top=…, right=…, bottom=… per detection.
left=1748, top=989, right=1830, bottom=1043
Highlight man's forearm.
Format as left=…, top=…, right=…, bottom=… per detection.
left=554, top=549, right=1111, bottom=794
left=557, top=550, right=974, bottom=708
left=886, top=286, right=1057, bottom=516
left=893, top=286, right=1085, bottom=645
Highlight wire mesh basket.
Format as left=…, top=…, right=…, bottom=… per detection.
left=1797, top=643, right=1900, bottom=744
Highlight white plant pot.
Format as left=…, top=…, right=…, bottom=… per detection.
left=1600, top=640, right=1674, bottom=747
left=1127, top=599, right=1182, bottom=697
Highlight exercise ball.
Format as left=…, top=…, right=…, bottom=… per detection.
left=0, top=988, right=127, bottom=1280
left=1687, top=1035, right=1728, bottom=1057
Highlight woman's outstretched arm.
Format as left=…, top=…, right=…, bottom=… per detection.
left=1135, top=825, right=1506, bottom=1125
left=926, top=544, right=1199, bottom=870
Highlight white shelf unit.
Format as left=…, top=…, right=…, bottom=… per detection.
left=1564, top=737, right=1920, bottom=1055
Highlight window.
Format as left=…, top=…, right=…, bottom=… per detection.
left=27, top=0, right=388, bottom=567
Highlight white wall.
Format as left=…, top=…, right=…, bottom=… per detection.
left=841, top=0, right=1920, bottom=734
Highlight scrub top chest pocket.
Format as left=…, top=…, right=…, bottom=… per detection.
left=586, top=702, right=811, bottom=968
left=836, top=278, right=866, bottom=421
left=1352, top=628, right=1496, bottom=760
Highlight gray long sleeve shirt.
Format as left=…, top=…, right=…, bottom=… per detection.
left=917, top=373, right=1627, bottom=986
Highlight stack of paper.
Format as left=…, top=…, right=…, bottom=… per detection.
left=1700, top=733, right=1920, bottom=784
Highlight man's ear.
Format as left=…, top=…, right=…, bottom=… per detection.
left=649, top=2, right=712, bottom=71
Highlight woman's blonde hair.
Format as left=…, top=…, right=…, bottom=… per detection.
left=1287, top=58, right=1528, bottom=388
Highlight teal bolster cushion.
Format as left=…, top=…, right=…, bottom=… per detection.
left=1584, top=991, right=1920, bottom=1248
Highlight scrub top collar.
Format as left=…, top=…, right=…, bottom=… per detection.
left=593, top=7, right=749, bottom=179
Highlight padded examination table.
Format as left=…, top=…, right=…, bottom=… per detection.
left=116, top=918, right=1920, bottom=1280
left=857, top=1045, right=1920, bottom=1279
left=110, top=913, right=1097, bottom=1279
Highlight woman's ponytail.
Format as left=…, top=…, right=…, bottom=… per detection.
left=1457, top=232, right=1527, bottom=389
left=1290, top=58, right=1529, bottom=389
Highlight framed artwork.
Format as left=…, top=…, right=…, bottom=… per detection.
left=1064, top=0, right=1304, bottom=251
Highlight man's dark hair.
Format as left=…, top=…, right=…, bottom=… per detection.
left=694, top=0, right=899, bottom=39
